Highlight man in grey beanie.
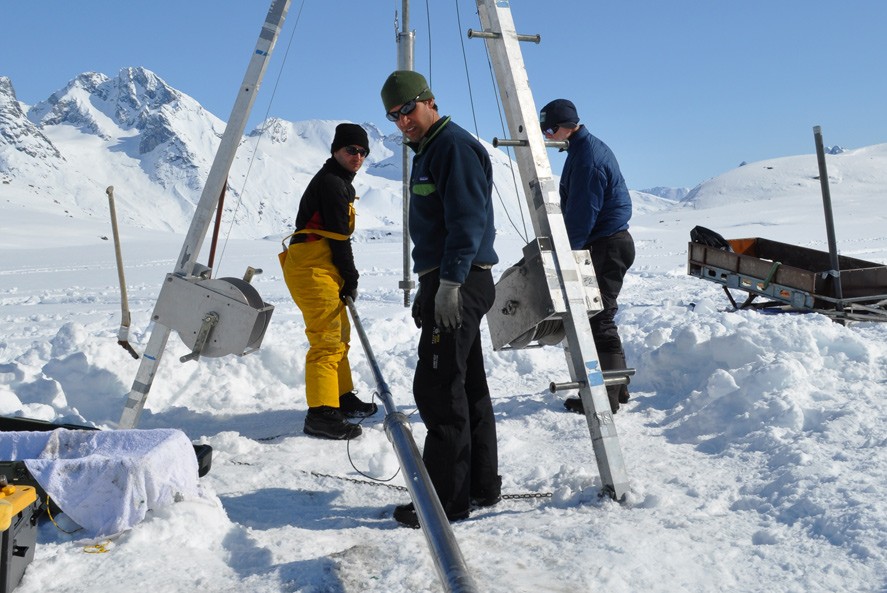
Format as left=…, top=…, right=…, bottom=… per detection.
left=381, top=70, right=501, bottom=528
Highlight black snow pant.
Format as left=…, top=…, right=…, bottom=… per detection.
left=413, top=267, right=498, bottom=518
left=586, top=229, right=635, bottom=412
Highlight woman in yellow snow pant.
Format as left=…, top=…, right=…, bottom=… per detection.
left=282, top=238, right=354, bottom=409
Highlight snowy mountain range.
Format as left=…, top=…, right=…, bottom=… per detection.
left=3, top=66, right=885, bottom=249
left=1, top=67, right=684, bottom=241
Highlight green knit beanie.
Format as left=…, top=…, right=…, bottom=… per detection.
left=381, top=70, right=434, bottom=111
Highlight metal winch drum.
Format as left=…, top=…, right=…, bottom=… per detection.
left=152, top=272, right=274, bottom=362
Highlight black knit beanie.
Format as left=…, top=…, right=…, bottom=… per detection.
left=539, top=99, right=580, bottom=131
left=331, top=123, right=370, bottom=155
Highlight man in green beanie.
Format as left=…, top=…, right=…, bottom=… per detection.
left=381, top=70, right=501, bottom=528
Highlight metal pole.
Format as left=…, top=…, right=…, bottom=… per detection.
left=813, top=125, right=844, bottom=311
left=345, top=298, right=479, bottom=593
left=396, top=1, right=416, bottom=307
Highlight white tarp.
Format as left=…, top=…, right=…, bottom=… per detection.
left=0, top=428, right=200, bottom=537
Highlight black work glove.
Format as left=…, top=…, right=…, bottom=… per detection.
left=340, top=281, right=358, bottom=302
left=411, top=284, right=423, bottom=328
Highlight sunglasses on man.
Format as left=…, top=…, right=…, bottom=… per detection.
left=386, top=88, right=429, bottom=122
left=543, top=124, right=559, bottom=136
left=344, top=146, right=368, bottom=157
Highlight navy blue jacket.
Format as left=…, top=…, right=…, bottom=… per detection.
left=560, top=126, right=632, bottom=249
left=407, top=117, right=498, bottom=284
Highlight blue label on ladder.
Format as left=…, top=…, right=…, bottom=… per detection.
left=586, top=361, right=604, bottom=386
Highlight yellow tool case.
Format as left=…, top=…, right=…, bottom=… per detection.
left=0, top=482, right=38, bottom=593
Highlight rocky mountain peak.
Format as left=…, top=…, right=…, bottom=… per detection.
left=0, top=76, right=63, bottom=170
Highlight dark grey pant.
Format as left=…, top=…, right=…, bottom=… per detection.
left=413, top=267, right=498, bottom=517
left=587, top=230, right=636, bottom=411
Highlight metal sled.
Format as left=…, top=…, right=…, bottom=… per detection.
left=687, top=237, right=887, bottom=322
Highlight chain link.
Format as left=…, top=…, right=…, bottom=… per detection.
left=502, top=491, right=553, bottom=500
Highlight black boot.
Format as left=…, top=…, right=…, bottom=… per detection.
left=471, top=475, right=502, bottom=508
left=393, top=502, right=470, bottom=529
left=564, top=387, right=627, bottom=414
left=303, top=406, right=362, bottom=440
left=564, top=396, right=584, bottom=414
left=339, top=391, right=378, bottom=418
left=393, top=503, right=420, bottom=529
left=598, top=351, right=631, bottom=413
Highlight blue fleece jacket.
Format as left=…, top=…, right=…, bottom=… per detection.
left=560, top=126, right=632, bottom=249
left=407, top=117, right=498, bottom=284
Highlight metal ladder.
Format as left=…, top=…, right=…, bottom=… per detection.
left=117, top=1, right=289, bottom=429
left=472, top=0, right=630, bottom=499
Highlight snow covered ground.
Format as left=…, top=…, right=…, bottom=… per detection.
left=1, top=145, right=886, bottom=592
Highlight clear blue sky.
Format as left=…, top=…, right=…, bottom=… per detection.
left=2, top=1, right=885, bottom=190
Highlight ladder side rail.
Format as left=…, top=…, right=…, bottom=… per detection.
left=175, top=0, right=290, bottom=277
left=475, top=0, right=629, bottom=498
left=119, top=0, right=292, bottom=429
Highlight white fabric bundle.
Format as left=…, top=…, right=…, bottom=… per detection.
left=0, top=428, right=200, bottom=537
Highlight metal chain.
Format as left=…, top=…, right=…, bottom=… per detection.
left=313, top=470, right=553, bottom=501
left=230, top=460, right=553, bottom=499
left=311, top=471, right=408, bottom=493
left=502, top=492, right=553, bottom=501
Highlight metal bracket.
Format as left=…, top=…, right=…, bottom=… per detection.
left=487, top=238, right=602, bottom=350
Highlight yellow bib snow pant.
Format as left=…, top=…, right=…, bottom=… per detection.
left=283, top=238, right=354, bottom=408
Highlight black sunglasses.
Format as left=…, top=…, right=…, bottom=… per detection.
left=344, top=146, right=368, bottom=157
left=386, top=88, right=428, bottom=122
left=543, top=124, right=559, bottom=136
